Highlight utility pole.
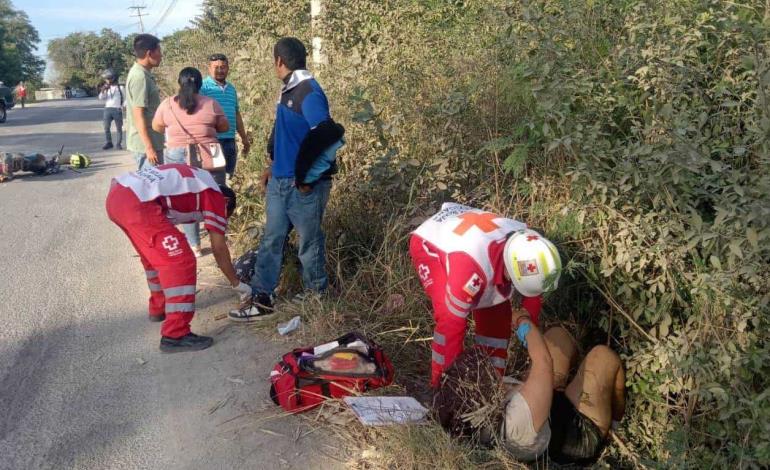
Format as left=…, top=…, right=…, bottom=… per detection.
left=128, top=5, right=148, bottom=33
left=310, top=0, right=326, bottom=65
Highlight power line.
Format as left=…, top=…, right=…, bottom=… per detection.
left=148, top=0, right=179, bottom=34
left=128, top=4, right=149, bottom=33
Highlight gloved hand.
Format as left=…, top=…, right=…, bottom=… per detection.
left=234, top=281, right=252, bottom=301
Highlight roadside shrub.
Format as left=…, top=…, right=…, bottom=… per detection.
left=163, top=0, right=770, bottom=466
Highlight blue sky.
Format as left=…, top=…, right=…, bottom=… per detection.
left=19, top=0, right=203, bottom=77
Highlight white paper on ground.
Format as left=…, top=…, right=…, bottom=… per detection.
left=343, top=396, right=429, bottom=426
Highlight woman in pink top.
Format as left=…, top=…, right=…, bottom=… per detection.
left=152, top=67, right=230, bottom=256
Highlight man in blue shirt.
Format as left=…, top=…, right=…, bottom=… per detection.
left=200, top=53, right=251, bottom=179
left=229, top=37, right=344, bottom=322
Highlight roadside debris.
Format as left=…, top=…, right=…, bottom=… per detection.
left=344, top=396, right=428, bottom=426
left=277, top=315, right=301, bottom=335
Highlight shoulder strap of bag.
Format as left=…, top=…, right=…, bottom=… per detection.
left=167, top=98, right=198, bottom=144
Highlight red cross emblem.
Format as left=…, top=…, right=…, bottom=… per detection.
left=527, top=235, right=539, bottom=241
left=453, top=212, right=500, bottom=236
left=527, top=263, right=537, bottom=273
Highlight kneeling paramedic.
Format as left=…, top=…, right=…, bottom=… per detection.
left=106, top=163, right=252, bottom=352
left=410, top=202, right=561, bottom=387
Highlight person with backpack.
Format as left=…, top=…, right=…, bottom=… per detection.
left=152, top=67, right=229, bottom=258
left=98, top=69, right=124, bottom=150
left=105, top=163, right=252, bottom=352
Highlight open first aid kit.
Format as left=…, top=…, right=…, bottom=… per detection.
left=269, top=332, right=395, bottom=413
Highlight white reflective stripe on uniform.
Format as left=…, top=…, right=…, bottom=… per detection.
left=203, top=210, right=227, bottom=224
left=446, top=287, right=471, bottom=309
left=145, top=270, right=158, bottom=279
left=165, top=196, right=172, bottom=209
left=421, top=240, right=440, bottom=259
left=147, top=282, right=162, bottom=292
left=163, top=285, right=196, bottom=297
left=196, top=192, right=200, bottom=211
left=165, top=302, right=195, bottom=313
left=490, top=356, right=507, bottom=369
left=205, top=219, right=227, bottom=233
left=433, top=331, right=446, bottom=346
left=445, top=295, right=469, bottom=318
left=475, top=335, right=508, bottom=349
left=432, top=350, right=445, bottom=365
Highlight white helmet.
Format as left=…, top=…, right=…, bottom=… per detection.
left=503, top=229, right=562, bottom=297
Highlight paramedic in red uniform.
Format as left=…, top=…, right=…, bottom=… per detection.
left=410, top=203, right=562, bottom=387
left=106, top=163, right=252, bottom=352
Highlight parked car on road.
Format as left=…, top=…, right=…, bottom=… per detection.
left=0, top=82, right=16, bottom=123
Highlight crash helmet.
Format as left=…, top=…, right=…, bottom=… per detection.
left=101, top=69, right=117, bottom=81
left=503, top=229, right=562, bottom=297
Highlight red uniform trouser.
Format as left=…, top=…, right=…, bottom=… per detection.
left=106, top=184, right=197, bottom=339
left=409, top=235, right=512, bottom=387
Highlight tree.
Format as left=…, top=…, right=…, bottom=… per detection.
left=0, top=0, right=45, bottom=85
left=47, top=29, right=131, bottom=90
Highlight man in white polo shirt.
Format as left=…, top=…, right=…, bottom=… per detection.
left=97, top=69, right=124, bottom=150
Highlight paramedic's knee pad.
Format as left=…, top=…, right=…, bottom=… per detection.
left=501, top=392, right=551, bottom=461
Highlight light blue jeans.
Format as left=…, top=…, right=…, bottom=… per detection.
left=251, top=177, right=332, bottom=295
left=133, top=150, right=164, bottom=171
left=164, top=147, right=225, bottom=248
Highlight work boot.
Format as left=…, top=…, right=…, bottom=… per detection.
left=116, top=144, right=122, bottom=150
left=102, top=142, right=113, bottom=150
left=149, top=313, right=166, bottom=322
left=159, top=333, right=213, bottom=353
left=228, top=293, right=274, bottom=323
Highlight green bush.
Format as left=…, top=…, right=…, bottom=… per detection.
left=164, top=0, right=770, bottom=466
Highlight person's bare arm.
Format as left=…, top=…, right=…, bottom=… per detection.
left=209, top=231, right=238, bottom=287
left=215, top=114, right=229, bottom=133
left=236, top=111, right=250, bottom=155
left=515, top=310, right=554, bottom=432
left=132, top=106, right=159, bottom=164
left=151, top=112, right=166, bottom=134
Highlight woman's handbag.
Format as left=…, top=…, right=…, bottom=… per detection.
left=167, top=99, right=226, bottom=171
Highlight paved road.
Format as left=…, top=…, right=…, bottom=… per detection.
left=0, top=100, right=342, bottom=470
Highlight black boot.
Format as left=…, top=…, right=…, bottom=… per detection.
left=159, top=333, right=213, bottom=353
left=102, top=142, right=113, bottom=150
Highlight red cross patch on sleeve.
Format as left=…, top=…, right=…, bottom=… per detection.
left=462, top=273, right=482, bottom=297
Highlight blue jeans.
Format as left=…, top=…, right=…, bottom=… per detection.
left=103, top=108, right=123, bottom=146
left=219, top=138, right=237, bottom=177
left=164, top=147, right=226, bottom=248
left=251, top=177, right=332, bottom=295
left=133, top=151, right=163, bottom=171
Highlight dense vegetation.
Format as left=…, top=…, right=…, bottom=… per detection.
left=47, top=29, right=133, bottom=90
left=0, top=0, right=44, bottom=86
left=163, top=0, right=769, bottom=466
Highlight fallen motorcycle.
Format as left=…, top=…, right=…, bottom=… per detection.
left=0, top=147, right=63, bottom=182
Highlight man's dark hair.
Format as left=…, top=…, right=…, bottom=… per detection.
left=134, top=34, right=160, bottom=58
left=273, top=37, right=307, bottom=71
left=219, top=185, right=237, bottom=217
left=208, top=53, right=228, bottom=63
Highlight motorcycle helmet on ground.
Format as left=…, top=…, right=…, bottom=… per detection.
left=503, top=229, right=562, bottom=297
left=70, top=153, right=92, bottom=169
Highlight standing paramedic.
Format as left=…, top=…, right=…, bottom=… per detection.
left=106, top=163, right=252, bottom=352
left=410, top=203, right=562, bottom=387
left=125, top=34, right=164, bottom=170
left=200, top=53, right=250, bottom=180
left=229, top=37, right=344, bottom=322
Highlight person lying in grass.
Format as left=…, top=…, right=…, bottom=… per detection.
left=434, top=322, right=626, bottom=466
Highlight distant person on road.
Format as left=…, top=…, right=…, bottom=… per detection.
left=126, top=33, right=164, bottom=170
left=106, top=164, right=252, bottom=352
left=229, top=37, right=344, bottom=322
left=16, top=81, right=27, bottom=109
left=200, top=53, right=250, bottom=181
left=152, top=67, right=229, bottom=257
left=98, top=69, right=124, bottom=150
